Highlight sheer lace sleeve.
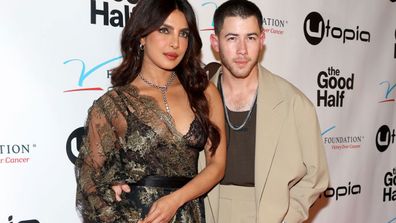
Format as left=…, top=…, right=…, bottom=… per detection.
left=75, top=98, right=127, bottom=223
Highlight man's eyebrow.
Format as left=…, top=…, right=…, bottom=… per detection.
left=224, top=33, right=239, bottom=37
left=224, top=32, right=259, bottom=37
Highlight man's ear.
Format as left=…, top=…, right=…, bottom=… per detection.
left=259, top=30, right=265, bottom=49
left=210, top=33, right=220, bottom=53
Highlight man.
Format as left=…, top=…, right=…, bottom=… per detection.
left=200, top=1, right=329, bottom=223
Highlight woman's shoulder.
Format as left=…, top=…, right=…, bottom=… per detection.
left=92, top=88, right=117, bottom=105
left=95, top=85, right=135, bottom=103
left=204, top=82, right=220, bottom=99
left=204, top=82, right=223, bottom=112
left=86, top=87, right=125, bottom=115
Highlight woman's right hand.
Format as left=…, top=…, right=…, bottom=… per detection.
left=111, top=183, right=131, bottom=201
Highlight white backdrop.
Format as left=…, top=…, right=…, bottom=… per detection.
left=0, top=0, right=395, bottom=222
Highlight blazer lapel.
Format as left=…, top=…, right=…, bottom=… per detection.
left=255, top=66, right=286, bottom=207
left=211, top=68, right=221, bottom=88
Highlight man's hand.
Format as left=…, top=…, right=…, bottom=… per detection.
left=111, top=183, right=131, bottom=201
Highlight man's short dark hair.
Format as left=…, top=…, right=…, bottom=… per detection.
left=213, top=0, right=263, bottom=35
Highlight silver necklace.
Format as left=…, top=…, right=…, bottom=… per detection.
left=220, top=77, right=258, bottom=131
left=138, top=72, right=176, bottom=113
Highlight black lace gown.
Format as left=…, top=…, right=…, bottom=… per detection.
left=75, top=85, right=207, bottom=223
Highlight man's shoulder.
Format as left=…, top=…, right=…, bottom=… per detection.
left=260, top=66, right=314, bottom=107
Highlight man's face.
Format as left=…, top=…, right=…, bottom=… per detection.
left=211, top=16, right=264, bottom=79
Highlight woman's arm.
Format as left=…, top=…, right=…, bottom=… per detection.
left=76, top=99, right=127, bottom=222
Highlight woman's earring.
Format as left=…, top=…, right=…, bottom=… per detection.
left=139, top=43, right=145, bottom=51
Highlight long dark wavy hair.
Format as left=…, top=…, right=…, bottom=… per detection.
left=111, top=0, right=220, bottom=154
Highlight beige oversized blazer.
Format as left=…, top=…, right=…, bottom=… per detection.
left=199, top=65, right=329, bottom=223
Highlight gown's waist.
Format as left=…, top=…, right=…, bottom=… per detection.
left=129, top=175, right=192, bottom=188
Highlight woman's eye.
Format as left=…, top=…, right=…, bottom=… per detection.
left=159, top=27, right=169, bottom=34
left=180, top=31, right=189, bottom=38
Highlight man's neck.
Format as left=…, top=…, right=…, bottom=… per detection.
left=221, top=65, right=259, bottom=94
left=220, top=65, right=259, bottom=111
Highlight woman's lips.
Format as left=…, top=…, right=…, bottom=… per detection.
left=164, top=52, right=178, bottom=60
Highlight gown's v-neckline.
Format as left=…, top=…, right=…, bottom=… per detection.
left=123, top=84, right=198, bottom=139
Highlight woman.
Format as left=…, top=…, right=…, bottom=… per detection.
left=75, top=0, right=226, bottom=222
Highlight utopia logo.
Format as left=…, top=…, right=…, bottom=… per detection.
left=376, top=125, right=395, bottom=152
left=394, top=29, right=396, bottom=58
left=303, top=11, right=370, bottom=45
left=8, top=215, right=39, bottom=223
left=66, top=127, right=85, bottom=164
left=378, top=81, right=396, bottom=103
left=63, top=56, right=121, bottom=93
left=320, top=182, right=361, bottom=200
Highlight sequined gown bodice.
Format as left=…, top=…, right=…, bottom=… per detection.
left=75, top=85, right=207, bottom=223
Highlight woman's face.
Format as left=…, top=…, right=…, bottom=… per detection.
left=141, top=9, right=190, bottom=71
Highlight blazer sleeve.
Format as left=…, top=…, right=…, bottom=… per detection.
left=283, top=95, right=330, bottom=223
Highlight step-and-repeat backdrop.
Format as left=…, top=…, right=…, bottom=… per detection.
left=1, top=0, right=395, bottom=222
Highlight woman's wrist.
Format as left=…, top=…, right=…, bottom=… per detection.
left=169, top=190, right=186, bottom=208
